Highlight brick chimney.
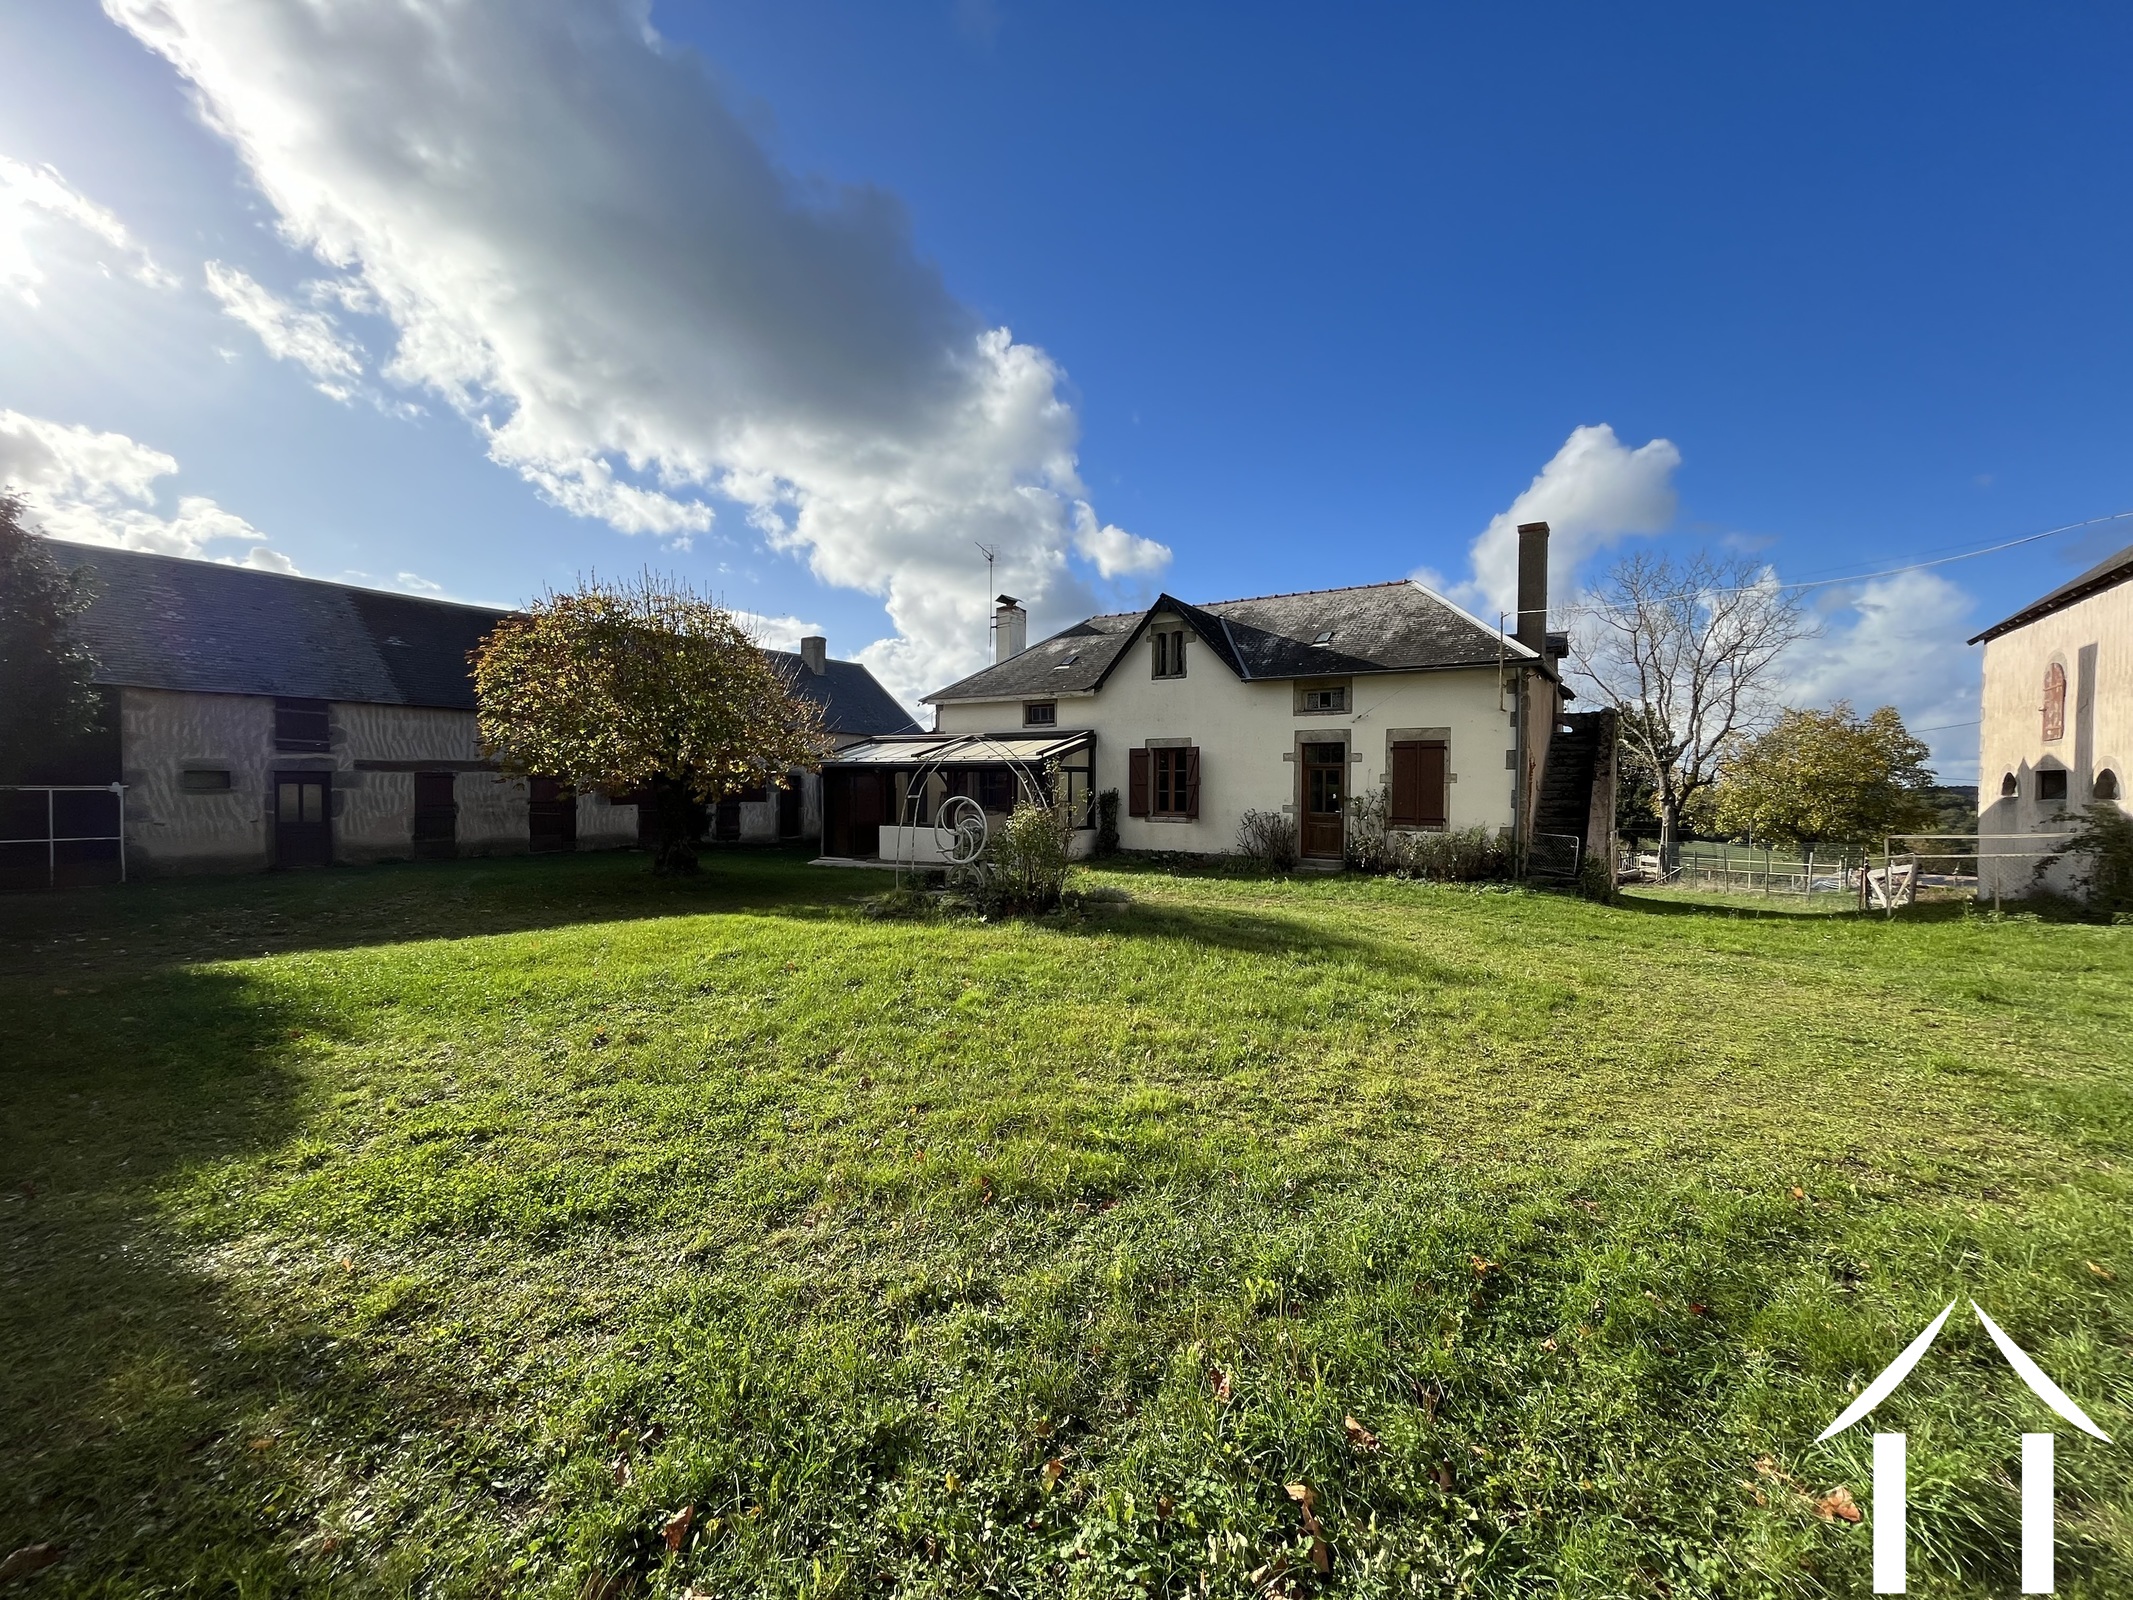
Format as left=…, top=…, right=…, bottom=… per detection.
left=798, top=635, right=827, bottom=676
left=1516, top=521, right=1550, bottom=655
left=994, top=595, right=1027, bottom=663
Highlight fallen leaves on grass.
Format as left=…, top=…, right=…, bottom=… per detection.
left=1285, top=1483, right=1330, bottom=1573
left=1041, top=1458, right=1065, bottom=1490
left=1469, top=1255, right=1496, bottom=1275
left=1815, top=1486, right=1862, bottom=1524
left=2088, top=1260, right=2116, bottom=1281
left=1344, top=1415, right=1380, bottom=1453
left=0, top=1545, right=63, bottom=1583
left=662, top=1505, right=694, bottom=1551
left=1211, top=1369, right=1233, bottom=1402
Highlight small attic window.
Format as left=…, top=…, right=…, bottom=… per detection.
left=1055, top=652, right=1079, bottom=669
left=1312, top=629, right=1336, bottom=646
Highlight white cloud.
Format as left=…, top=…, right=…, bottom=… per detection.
left=1785, top=568, right=1980, bottom=782
left=0, top=155, right=174, bottom=305
left=204, top=260, right=366, bottom=398
left=730, top=609, right=827, bottom=653
left=395, top=570, right=442, bottom=593
left=239, top=545, right=299, bottom=573
left=1431, top=423, right=1681, bottom=620
left=0, top=408, right=293, bottom=568
left=109, top=0, right=1168, bottom=704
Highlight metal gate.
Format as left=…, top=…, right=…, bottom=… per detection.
left=0, top=784, right=127, bottom=890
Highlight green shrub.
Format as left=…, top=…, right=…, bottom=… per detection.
left=2036, top=801, right=2133, bottom=919
left=1348, top=783, right=1510, bottom=880
left=1094, top=788, right=1120, bottom=856
left=951, top=773, right=1075, bottom=915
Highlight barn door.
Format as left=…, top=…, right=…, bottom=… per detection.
left=273, top=772, right=332, bottom=868
left=412, top=771, right=458, bottom=860
left=528, top=777, right=577, bottom=853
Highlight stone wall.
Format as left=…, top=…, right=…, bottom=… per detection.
left=116, top=686, right=643, bottom=873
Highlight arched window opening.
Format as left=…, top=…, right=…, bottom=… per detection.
left=2098, top=769, right=2121, bottom=803
left=2043, top=661, right=2067, bottom=741
left=2000, top=772, right=2018, bottom=799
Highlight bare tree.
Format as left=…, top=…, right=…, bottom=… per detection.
left=1568, top=551, right=1813, bottom=863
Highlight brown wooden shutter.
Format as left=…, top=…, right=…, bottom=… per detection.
left=1128, top=748, right=1150, bottom=817
left=1389, top=742, right=1421, bottom=827
left=1417, top=741, right=1448, bottom=827
left=1184, top=746, right=1200, bottom=819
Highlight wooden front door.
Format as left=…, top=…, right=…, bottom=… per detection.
left=274, top=772, right=332, bottom=868
left=1300, top=742, right=1346, bottom=860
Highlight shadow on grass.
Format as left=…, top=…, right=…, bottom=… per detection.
left=0, top=845, right=885, bottom=980
left=0, top=959, right=511, bottom=1593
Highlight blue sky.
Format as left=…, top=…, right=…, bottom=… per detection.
left=5, top=2, right=2132, bottom=778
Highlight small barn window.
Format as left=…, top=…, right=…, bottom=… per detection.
left=2043, top=661, right=2066, bottom=742
left=180, top=768, right=232, bottom=793
left=1023, top=701, right=1057, bottom=727
left=2037, top=769, right=2069, bottom=803
left=274, top=698, right=331, bottom=753
left=1999, top=772, right=2018, bottom=798
left=1151, top=628, right=1186, bottom=679
left=2097, top=769, right=2121, bottom=802
left=1300, top=686, right=1347, bottom=713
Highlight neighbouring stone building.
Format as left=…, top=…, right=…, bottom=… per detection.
left=2, top=543, right=913, bottom=886
left=1971, top=540, right=2132, bottom=899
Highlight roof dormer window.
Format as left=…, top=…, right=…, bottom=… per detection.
left=1151, top=627, right=1186, bottom=679
left=1312, top=628, right=1335, bottom=646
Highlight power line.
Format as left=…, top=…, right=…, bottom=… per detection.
left=1550, top=507, right=2133, bottom=612
left=1769, top=508, right=2133, bottom=593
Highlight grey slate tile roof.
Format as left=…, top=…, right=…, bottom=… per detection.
left=1968, top=540, right=2133, bottom=645
left=45, top=542, right=917, bottom=734
left=763, top=649, right=922, bottom=737
left=924, top=579, right=1536, bottom=703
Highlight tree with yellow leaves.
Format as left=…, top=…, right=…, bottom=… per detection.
left=472, top=575, right=828, bottom=874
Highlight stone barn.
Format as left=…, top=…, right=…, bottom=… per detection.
left=3, top=544, right=914, bottom=885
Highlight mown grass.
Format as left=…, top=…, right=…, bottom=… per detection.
left=2, top=850, right=2130, bottom=1598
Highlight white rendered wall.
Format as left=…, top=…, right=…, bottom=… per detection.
left=932, top=625, right=1523, bottom=855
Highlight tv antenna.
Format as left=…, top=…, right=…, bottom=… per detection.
left=976, top=542, right=997, bottom=653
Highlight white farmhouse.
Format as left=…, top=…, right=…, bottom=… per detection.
left=820, top=522, right=1617, bottom=869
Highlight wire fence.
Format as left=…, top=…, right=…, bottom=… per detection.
left=1621, top=830, right=2081, bottom=915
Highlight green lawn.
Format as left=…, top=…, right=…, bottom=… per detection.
left=2, top=851, right=2129, bottom=1598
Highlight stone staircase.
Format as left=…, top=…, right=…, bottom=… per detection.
left=1534, top=710, right=1614, bottom=849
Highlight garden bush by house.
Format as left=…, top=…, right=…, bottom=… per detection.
left=1233, top=807, right=1297, bottom=870
left=1347, top=784, right=1510, bottom=880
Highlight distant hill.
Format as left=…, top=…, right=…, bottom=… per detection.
left=1917, top=784, right=1978, bottom=837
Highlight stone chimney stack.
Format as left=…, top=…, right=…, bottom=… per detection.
left=1515, top=521, right=1550, bottom=655
left=994, top=595, right=1027, bottom=664
left=798, top=635, right=828, bottom=676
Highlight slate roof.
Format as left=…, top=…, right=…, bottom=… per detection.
left=924, top=579, right=1537, bottom=703
left=45, top=542, right=918, bottom=734
left=763, top=649, right=922, bottom=737
left=1968, top=541, right=2133, bottom=645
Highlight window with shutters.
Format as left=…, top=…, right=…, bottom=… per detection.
left=1388, top=739, right=1448, bottom=830
left=1127, top=745, right=1198, bottom=819
left=1151, top=627, right=1187, bottom=679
